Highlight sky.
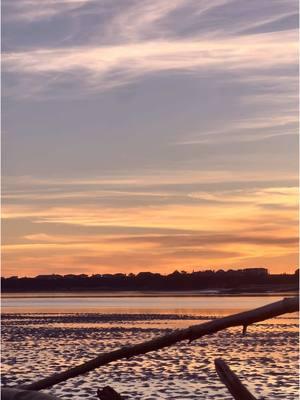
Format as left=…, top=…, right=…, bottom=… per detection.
left=2, top=0, right=299, bottom=277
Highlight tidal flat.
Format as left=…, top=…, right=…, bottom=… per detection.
left=1, top=311, right=299, bottom=399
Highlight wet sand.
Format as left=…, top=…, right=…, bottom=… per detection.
left=1, top=312, right=299, bottom=399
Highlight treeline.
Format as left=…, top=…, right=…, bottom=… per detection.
left=1, top=268, right=299, bottom=292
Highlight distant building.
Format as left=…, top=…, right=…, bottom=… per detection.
left=36, top=274, right=62, bottom=279
left=243, top=268, right=268, bottom=276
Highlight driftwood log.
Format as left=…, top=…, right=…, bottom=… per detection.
left=1, top=388, right=59, bottom=400
left=215, top=358, right=257, bottom=400
left=97, top=386, right=124, bottom=400
left=22, top=297, right=298, bottom=391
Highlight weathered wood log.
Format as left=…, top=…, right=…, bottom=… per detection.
left=1, top=388, right=60, bottom=400
left=215, top=359, right=257, bottom=400
left=97, top=386, right=124, bottom=400
left=23, top=297, right=298, bottom=391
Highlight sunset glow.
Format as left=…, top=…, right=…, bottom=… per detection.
left=2, top=0, right=298, bottom=276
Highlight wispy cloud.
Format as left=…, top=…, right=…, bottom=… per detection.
left=3, top=185, right=297, bottom=234
left=176, top=115, right=299, bottom=145
left=3, top=0, right=91, bottom=22
left=3, top=0, right=297, bottom=98
left=6, top=169, right=297, bottom=188
left=103, top=0, right=188, bottom=42
left=3, top=172, right=298, bottom=207
left=3, top=29, right=297, bottom=97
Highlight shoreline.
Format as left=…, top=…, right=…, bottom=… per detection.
left=2, top=289, right=298, bottom=299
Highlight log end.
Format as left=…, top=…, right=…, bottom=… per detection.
left=97, top=386, right=124, bottom=400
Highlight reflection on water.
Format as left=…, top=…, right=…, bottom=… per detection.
left=1, top=293, right=291, bottom=314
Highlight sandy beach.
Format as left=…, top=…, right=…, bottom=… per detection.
left=1, top=310, right=298, bottom=399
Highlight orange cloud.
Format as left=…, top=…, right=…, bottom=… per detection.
left=2, top=184, right=298, bottom=276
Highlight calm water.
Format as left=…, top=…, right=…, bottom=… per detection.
left=1, top=292, right=291, bottom=314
